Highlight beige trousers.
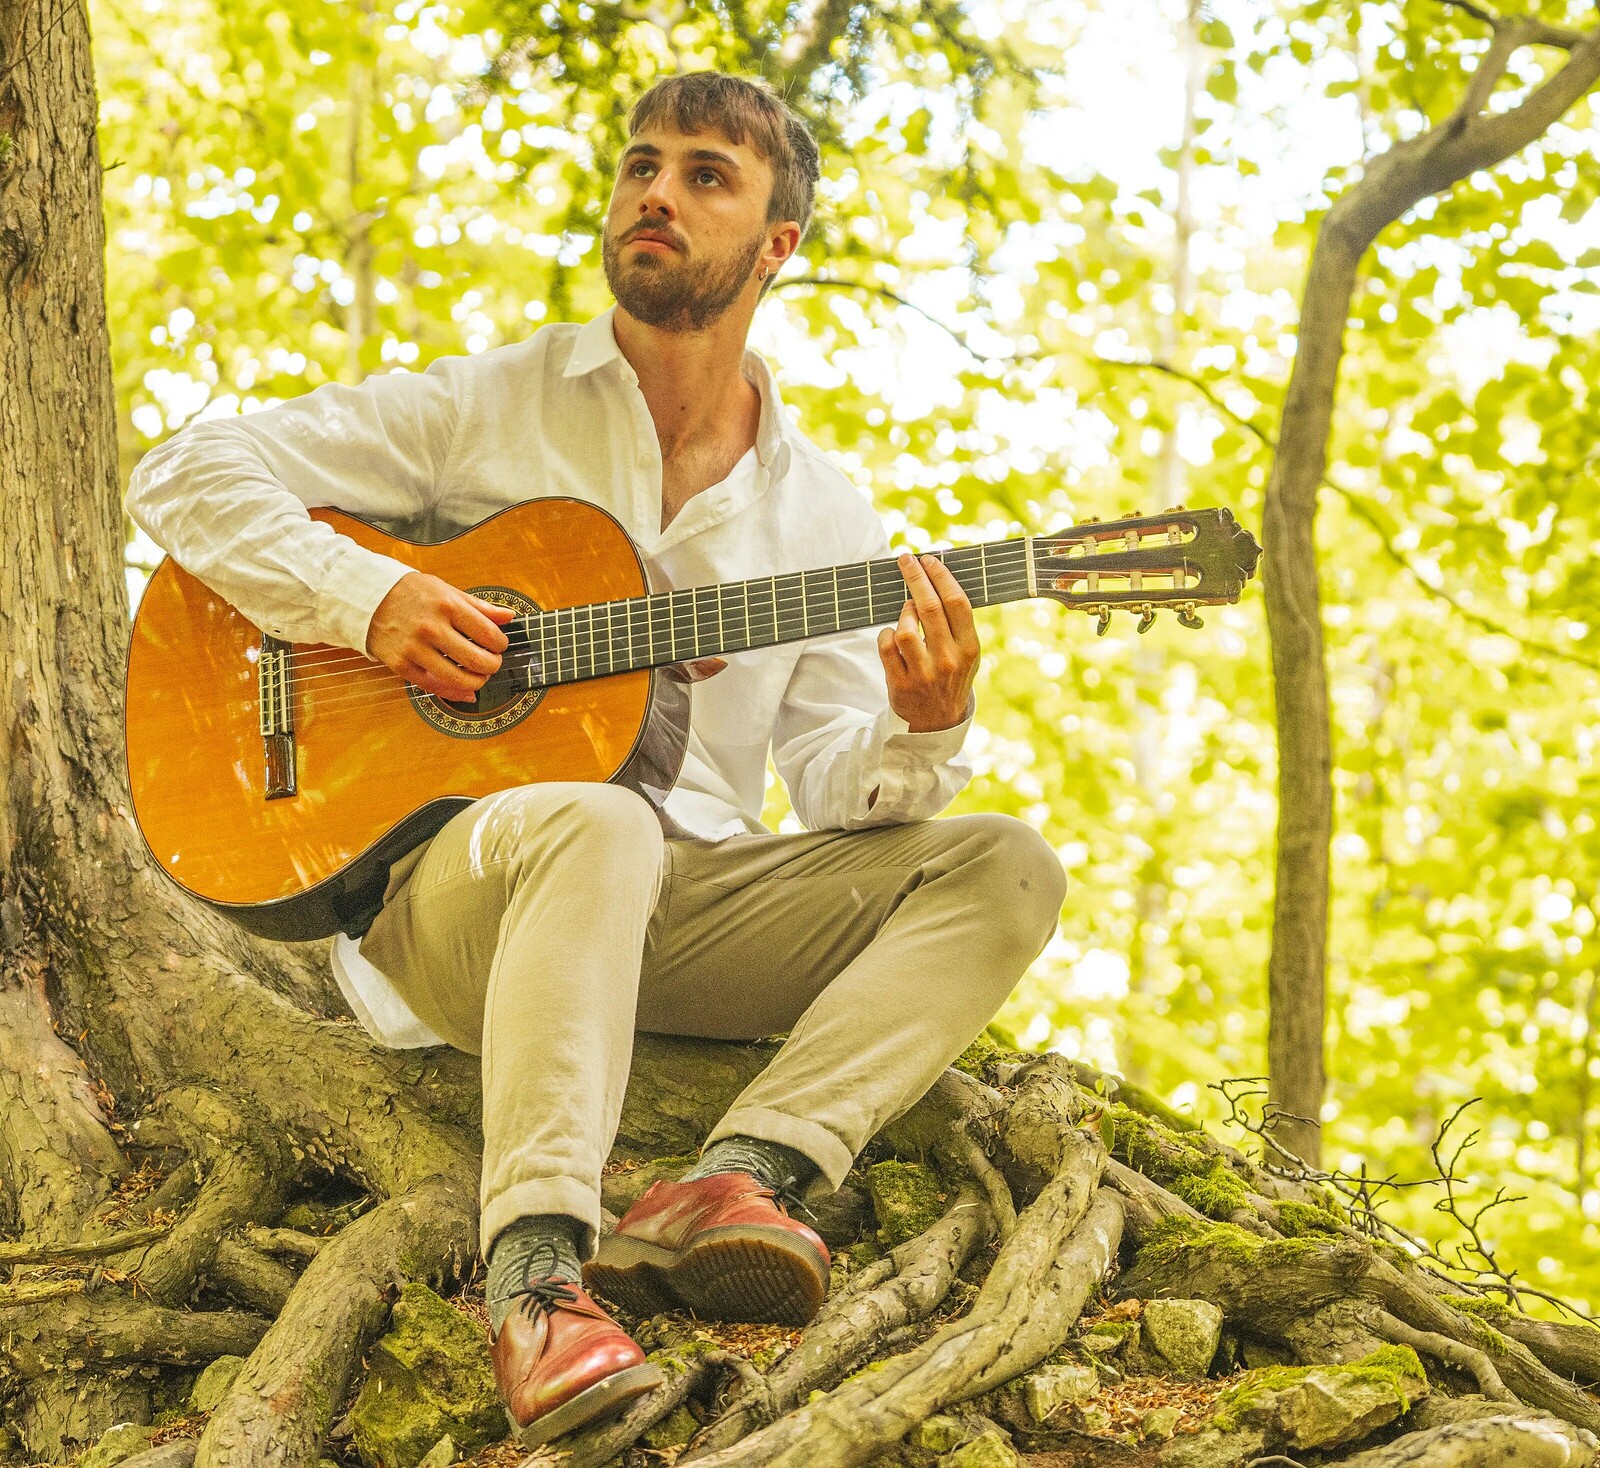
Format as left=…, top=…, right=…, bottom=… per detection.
left=358, top=782, right=1067, bottom=1256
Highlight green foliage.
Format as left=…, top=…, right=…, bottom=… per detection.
left=97, top=0, right=1600, bottom=1314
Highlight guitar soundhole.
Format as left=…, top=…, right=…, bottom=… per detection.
left=408, top=585, right=546, bottom=741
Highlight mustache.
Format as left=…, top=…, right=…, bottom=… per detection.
left=618, top=220, right=688, bottom=251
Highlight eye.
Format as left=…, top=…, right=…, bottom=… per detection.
left=630, top=160, right=655, bottom=178
left=695, top=169, right=722, bottom=186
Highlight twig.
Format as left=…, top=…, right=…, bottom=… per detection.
left=778, top=274, right=1600, bottom=677
left=0, top=0, right=81, bottom=88
left=0, top=1224, right=169, bottom=1266
left=1367, top=1307, right=1517, bottom=1402
left=947, top=1124, right=1017, bottom=1243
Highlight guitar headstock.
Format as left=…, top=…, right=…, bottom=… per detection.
left=1033, top=506, right=1261, bottom=634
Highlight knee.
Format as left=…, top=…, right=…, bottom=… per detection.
left=953, top=814, right=1068, bottom=950
left=476, top=782, right=663, bottom=878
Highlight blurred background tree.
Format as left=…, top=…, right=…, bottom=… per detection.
left=100, top=0, right=1600, bottom=1313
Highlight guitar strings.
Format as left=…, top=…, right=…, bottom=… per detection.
left=274, top=547, right=1040, bottom=692
left=253, top=541, right=1194, bottom=717
left=285, top=578, right=1035, bottom=717
left=271, top=541, right=1033, bottom=680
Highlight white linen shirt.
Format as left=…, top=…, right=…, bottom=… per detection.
left=125, top=307, right=974, bottom=1046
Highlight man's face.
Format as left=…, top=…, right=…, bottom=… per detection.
left=602, top=125, right=775, bottom=333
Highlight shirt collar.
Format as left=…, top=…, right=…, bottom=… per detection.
left=565, top=306, right=793, bottom=479
left=562, top=306, right=625, bottom=378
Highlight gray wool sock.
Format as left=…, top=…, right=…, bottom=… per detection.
left=680, top=1134, right=820, bottom=1196
left=486, top=1214, right=583, bottom=1335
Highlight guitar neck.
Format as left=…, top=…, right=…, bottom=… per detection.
left=506, top=538, right=1034, bottom=686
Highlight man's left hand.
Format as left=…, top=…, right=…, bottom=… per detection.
left=877, top=552, right=981, bottom=733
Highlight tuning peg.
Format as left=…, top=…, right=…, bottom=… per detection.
left=1094, top=607, right=1112, bottom=637
left=1177, top=604, right=1205, bottom=629
left=1136, top=606, right=1156, bottom=634
left=1164, top=504, right=1187, bottom=513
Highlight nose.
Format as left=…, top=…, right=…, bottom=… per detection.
left=637, top=168, right=677, bottom=219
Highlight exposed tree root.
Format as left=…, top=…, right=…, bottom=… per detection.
left=1334, top=1413, right=1598, bottom=1467
left=120, top=1086, right=296, bottom=1306
left=685, top=1182, right=997, bottom=1458
left=682, top=1136, right=1114, bottom=1468
left=1369, top=1308, right=1515, bottom=1404
left=0, top=971, right=125, bottom=1241
left=0, top=1293, right=268, bottom=1380
left=1121, top=1221, right=1600, bottom=1434
left=207, top=1235, right=300, bottom=1315
left=195, top=1175, right=476, bottom=1468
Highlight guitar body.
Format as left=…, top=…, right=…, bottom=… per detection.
left=124, top=498, right=689, bottom=942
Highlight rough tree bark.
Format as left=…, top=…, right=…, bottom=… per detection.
left=2, top=5, right=1597, bottom=1468
left=1263, top=6, right=1600, bottom=1165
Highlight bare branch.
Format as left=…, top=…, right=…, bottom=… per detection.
left=1450, top=21, right=1525, bottom=126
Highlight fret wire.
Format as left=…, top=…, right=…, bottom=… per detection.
left=539, top=540, right=1034, bottom=680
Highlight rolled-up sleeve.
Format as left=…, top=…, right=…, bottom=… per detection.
left=124, top=357, right=465, bottom=650
left=771, top=524, right=974, bottom=830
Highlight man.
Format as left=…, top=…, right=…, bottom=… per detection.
left=126, top=72, right=1066, bottom=1447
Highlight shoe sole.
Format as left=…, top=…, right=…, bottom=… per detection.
left=585, top=1224, right=829, bottom=1326
left=510, top=1360, right=664, bottom=1447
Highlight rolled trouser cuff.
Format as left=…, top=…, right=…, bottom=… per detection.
left=705, top=1106, right=855, bottom=1200
left=480, top=1174, right=603, bottom=1261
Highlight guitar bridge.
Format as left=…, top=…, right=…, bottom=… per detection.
left=257, top=635, right=297, bottom=800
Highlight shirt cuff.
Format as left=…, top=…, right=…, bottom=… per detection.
left=879, top=692, right=976, bottom=763
left=314, top=540, right=414, bottom=653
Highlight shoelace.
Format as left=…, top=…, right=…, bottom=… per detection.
left=770, top=1172, right=820, bottom=1225
left=510, top=1241, right=582, bottom=1318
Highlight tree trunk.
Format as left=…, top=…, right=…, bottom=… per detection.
left=1262, top=20, right=1600, bottom=1169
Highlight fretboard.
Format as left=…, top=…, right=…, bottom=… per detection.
left=502, top=539, right=1033, bottom=687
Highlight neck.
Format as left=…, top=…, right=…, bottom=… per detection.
left=501, top=538, right=1035, bottom=688
left=612, top=302, right=758, bottom=457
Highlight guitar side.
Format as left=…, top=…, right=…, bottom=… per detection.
left=124, top=498, right=689, bottom=941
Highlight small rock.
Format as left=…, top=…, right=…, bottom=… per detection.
left=914, top=1414, right=974, bottom=1453
left=1021, top=1362, right=1099, bottom=1423
left=189, top=1355, right=247, bottom=1413
left=865, top=1161, right=945, bottom=1246
left=1077, top=1320, right=1134, bottom=1357
left=1208, top=1345, right=1429, bottom=1454
left=1140, top=1405, right=1182, bottom=1441
left=642, top=1406, right=699, bottom=1450
left=349, top=1283, right=507, bottom=1468
left=1160, top=1425, right=1268, bottom=1468
left=1078, top=1404, right=1114, bottom=1436
left=942, top=1427, right=1019, bottom=1468
left=416, top=1434, right=456, bottom=1467
left=1139, top=1298, right=1223, bottom=1378
left=80, top=1423, right=154, bottom=1468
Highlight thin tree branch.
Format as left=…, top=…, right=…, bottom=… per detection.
left=778, top=274, right=1600, bottom=676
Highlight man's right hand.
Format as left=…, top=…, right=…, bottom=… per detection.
left=366, top=571, right=514, bottom=702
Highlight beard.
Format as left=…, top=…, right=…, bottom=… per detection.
left=602, top=220, right=766, bottom=333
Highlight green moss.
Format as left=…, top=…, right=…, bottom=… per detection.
left=1132, top=1215, right=1321, bottom=1281
left=1115, top=1081, right=1203, bottom=1133
left=953, top=1030, right=1013, bottom=1078
left=865, top=1160, right=945, bottom=1246
left=1274, top=1201, right=1345, bottom=1238
left=1171, top=1156, right=1249, bottom=1219
left=1210, top=1345, right=1426, bottom=1432
left=1452, top=1295, right=1514, bottom=1321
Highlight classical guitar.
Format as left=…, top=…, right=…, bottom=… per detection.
left=124, top=499, right=1260, bottom=941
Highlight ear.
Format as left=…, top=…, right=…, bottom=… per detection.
left=760, top=220, right=802, bottom=279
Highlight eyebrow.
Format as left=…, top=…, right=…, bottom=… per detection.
left=621, top=141, right=744, bottom=173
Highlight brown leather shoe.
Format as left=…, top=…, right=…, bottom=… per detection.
left=584, top=1172, right=830, bottom=1326
left=491, top=1276, right=663, bottom=1447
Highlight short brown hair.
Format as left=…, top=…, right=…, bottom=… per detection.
left=628, top=72, right=821, bottom=241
